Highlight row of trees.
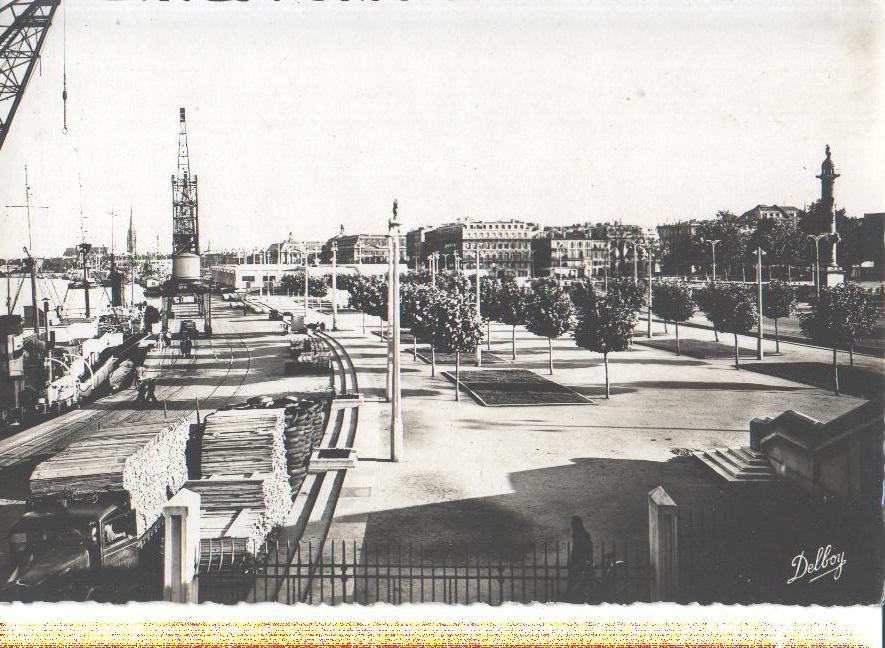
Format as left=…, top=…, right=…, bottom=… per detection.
left=344, top=270, right=877, bottom=398
left=662, top=209, right=869, bottom=280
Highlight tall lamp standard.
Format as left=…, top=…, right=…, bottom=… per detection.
left=808, top=234, right=828, bottom=298
left=646, top=242, right=653, bottom=338
left=557, top=243, right=566, bottom=287
left=301, top=242, right=309, bottom=314
left=330, top=241, right=338, bottom=331
left=756, top=246, right=766, bottom=360
left=388, top=199, right=404, bottom=462
left=707, top=239, right=721, bottom=282
left=474, top=247, right=482, bottom=367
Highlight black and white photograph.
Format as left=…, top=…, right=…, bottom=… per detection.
left=0, top=0, right=882, bottom=627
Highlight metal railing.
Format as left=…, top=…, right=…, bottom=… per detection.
left=198, top=539, right=653, bottom=605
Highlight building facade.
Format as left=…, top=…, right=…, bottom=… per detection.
left=323, top=233, right=407, bottom=266
left=264, top=234, right=325, bottom=265
left=531, top=229, right=609, bottom=279
left=420, top=219, right=539, bottom=278
left=740, top=204, right=802, bottom=228
left=656, top=221, right=703, bottom=275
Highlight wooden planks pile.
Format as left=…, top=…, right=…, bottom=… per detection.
left=189, top=408, right=292, bottom=570
left=30, top=417, right=191, bottom=535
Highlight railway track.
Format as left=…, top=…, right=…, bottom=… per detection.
left=0, top=305, right=254, bottom=469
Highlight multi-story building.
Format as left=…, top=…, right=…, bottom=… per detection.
left=740, top=204, right=802, bottom=228
left=421, top=219, right=539, bottom=278
left=265, top=234, right=324, bottom=265
left=323, top=233, right=407, bottom=265
left=404, top=227, right=429, bottom=270
left=531, top=228, right=609, bottom=280
left=862, top=212, right=884, bottom=282
left=656, top=220, right=703, bottom=275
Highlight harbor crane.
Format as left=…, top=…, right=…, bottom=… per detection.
left=0, top=0, right=62, bottom=151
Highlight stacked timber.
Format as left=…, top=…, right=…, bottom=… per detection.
left=190, top=408, right=292, bottom=570
left=286, top=336, right=332, bottom=375
left=29, top=417, right=190, bottom=535
left=283, top=402, right=315, bottom=493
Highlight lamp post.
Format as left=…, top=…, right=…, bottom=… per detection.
left=331, top=241, right=338, bottom=331
left=431, top=252, right=438, bottom=284
left=604, top=241, right=609, bottom=292
left=756, top=246, right=765, bottom=360
left=707, top=239, right=721, bottom=282
left=474, top=247, right=482, bottom=367
left=557, top=243, right=566, bottom=287
left=808, top=234, right=828, bottom=298
left=646, top=243, right=653, bottom=338
left=302, top=242, right=309, bottom=314
left=388, top=199, right=404, bottom=462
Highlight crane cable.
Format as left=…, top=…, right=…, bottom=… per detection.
left=62, top=0, right=68, bottom=134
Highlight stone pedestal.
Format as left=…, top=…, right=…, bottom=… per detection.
left=822, top=266, right=845, bottom=287
left=648, top=486, right=679, bottom=602
left=162, top=488, right=201, bottom=603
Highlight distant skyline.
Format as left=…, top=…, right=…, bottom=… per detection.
left=1, top=0, right=883, bottom=258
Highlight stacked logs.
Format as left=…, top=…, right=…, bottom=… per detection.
left=30, top=417, right=190, bottom=535
left=286, top=335, right=333, bottom=375
left=190, top=409, right=292, bottom=567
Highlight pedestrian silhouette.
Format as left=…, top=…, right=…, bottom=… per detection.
left=566, top=515, right=594, bottom=602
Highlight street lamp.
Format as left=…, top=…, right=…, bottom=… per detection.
left=646, top=242, right=653, bottom=338
left=808, top=234, right=828, bottom=298
left=473, top=247, right=482, bottom=366
left=756, top=246, right=766, bottom=360
left=556, top=243, right=566, bottom=287
left=388, top=199, right=404, bottom=462
left=706, top=239, right=721, bottom=282
left=330, top=241, right=338, bottom=331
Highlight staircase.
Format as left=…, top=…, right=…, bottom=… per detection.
left=693, top=446, right=778, bottom=482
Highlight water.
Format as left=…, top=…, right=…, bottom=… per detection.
left=0, top=275, right=147, bottom=319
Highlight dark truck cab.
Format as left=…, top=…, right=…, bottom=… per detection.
left=4, top=493, right=161, bottom=601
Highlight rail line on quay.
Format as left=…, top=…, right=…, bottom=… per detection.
left=0, top=317, right=254, bottom=469
left=256, top=327, right=361, bottom=604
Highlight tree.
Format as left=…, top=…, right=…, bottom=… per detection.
left=409, top=284, right=444, bottom=376
left=749, top=219, right=803, bottom=280
left=695, top=212, right=750, bottom=280
left=799, top=283, right=877, bottom=394
left=573, top=283, right=639, bottom=398
left=762, top=279, right=796, bottom=353
left=694, top=282, right=721, bottom=342
left=836, top=215, right=866, bottom=278
left=433, top=291, right=483, bottom=400
left=651, top=280, right=696, bottom=355
left=280, top=272, right=329, bottom=299
left=704, top=283, right=757, bottom=368
left=606, top=278, right=646, bottom=313
left=525, top=279, right=575, bottom=375
left=479, top=276, right=501, bottom=351
left=495, top=280, right=530, bottom=360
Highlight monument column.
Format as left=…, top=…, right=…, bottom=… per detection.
left=816, top=145, right=844, bottom=286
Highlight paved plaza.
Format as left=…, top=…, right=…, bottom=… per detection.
left=323, top=308, right=876, bottom=556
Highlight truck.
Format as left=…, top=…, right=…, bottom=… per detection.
left=2, top=417, right=191, bottom=602
left=5, top=491, right=163, bottom=602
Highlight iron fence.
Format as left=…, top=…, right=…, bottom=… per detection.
left=198, top=538, right=653, bottom=605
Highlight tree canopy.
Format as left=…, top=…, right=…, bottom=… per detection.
left=525, top=279, right=574, bottom=340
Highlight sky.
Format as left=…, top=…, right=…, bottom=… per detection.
left=1, top=0, right=883, bottom=258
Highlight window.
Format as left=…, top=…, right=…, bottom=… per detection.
left=241, top=275, right=255, bottom=282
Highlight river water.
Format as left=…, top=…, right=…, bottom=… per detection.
left=0, top=275, right=147, bottom=319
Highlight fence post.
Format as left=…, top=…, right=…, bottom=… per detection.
left=648, top=485, right=679, bottom=602
left=162, top=488, right=201, bottom=603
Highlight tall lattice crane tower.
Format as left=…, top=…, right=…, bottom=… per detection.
left=171, top=107, right=199, bottom=255
left=0, top=0, right=61, bottom=151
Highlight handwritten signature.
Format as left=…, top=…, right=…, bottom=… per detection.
left=787, top=545, right=847, bottom=585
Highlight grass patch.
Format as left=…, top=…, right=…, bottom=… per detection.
left=440, top=369, right=594, bottom=407
left=634, top=337, right=757, bottom=359
left=743, top=361, right=883, bottom=399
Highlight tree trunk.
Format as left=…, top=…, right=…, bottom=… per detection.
left=511, top=325, right=517, bottom=361
left=548, top=337, right=554, bottom=375
left=413, top=335, right=417, bottom=361
left=774, top=318, right=780, bottom=353
left=674, top=321, right=680, bottom=355
left=713, top=326, right=719, bottom=342
left=787, top=265, right=792, bottom=283
left=380, top=317, right=385, bottom=339
left=362, top=310, right=366, bottom=334
left=431, top=341, right=436, bottom=377
left=664, top=321, right=669, bottom=334
left=604, top=353, right=610, bottom=399
left=833, top=347, right=840, bottom=395
left=487, top=320, right=491, bottom=351
left=734, top=334, right=740, bottom=369
left=849, top=343, right=854, bottom=367
left=455, top=351, right=461, bottom=402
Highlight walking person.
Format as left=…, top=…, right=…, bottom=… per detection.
left=566, top=515, right=594, bottom=603
left=134, top=364, right=147, bottom=392
left=144, top=377, right=159, bottom=403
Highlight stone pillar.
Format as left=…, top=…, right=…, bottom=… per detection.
left=648, top=486, right=678, bottom=601
left=162, top=488, right=201, bottom=603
